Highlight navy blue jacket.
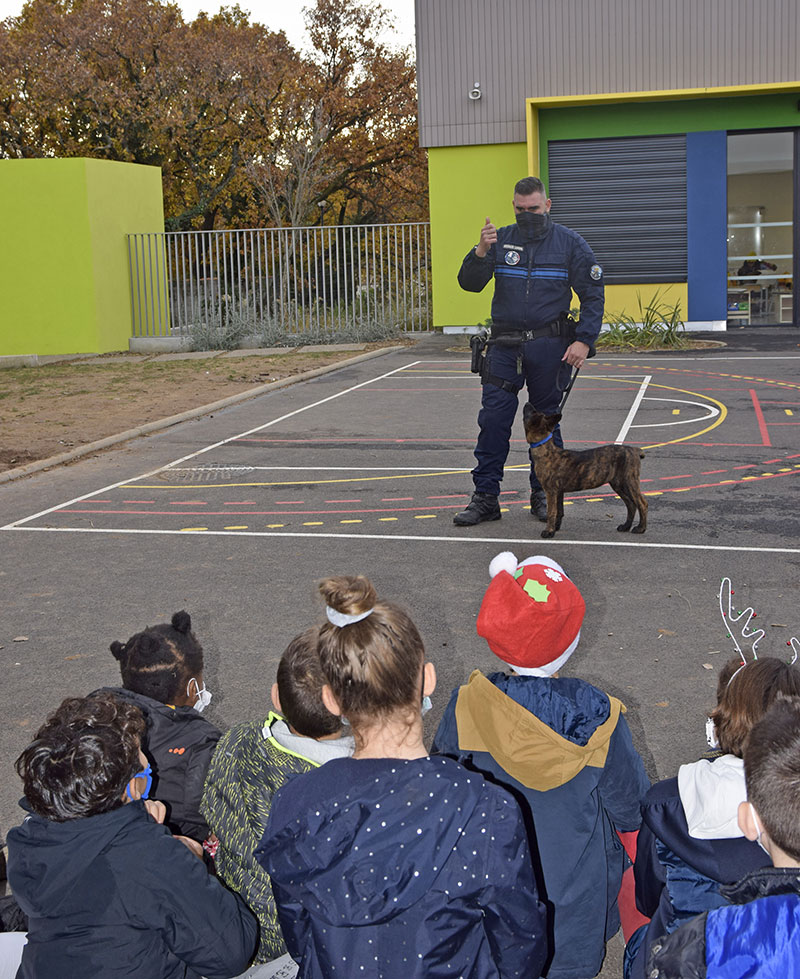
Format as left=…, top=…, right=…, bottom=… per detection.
left=458, top=220, right=604, bottom=343
left=648, top=866, right=800, bottom=978
left=7, top=800, right=257, bottom=979
left=627, top=772, right=769, bottom=979
left=433, top=671, right=649, bottom=979
left=256, top=754, right=547, bottom=979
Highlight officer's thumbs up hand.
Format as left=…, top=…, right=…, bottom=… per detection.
left=476, top=217, right=497, bottom=258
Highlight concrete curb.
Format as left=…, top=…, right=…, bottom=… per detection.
left=0, top=345, right=404, bottom=485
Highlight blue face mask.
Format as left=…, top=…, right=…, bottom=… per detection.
left=126, top=764, right=153, bottom=801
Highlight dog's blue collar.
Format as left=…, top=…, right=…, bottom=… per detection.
left=528, top=433, right=553, bottom=448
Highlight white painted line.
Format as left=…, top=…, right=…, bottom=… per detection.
left=6, top=524, right=800, bottom=555
left=169, top=466, right=474, bottom=472
left=615, top=376, right=652, bottom=443
left=629, top=397, right=720, bottom=428
left=593, top=355, right=800, bottom=362
left=1, top=361, right=421, bottom=531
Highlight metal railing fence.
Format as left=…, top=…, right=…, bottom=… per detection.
left=127, top=222, right=432, bottom=340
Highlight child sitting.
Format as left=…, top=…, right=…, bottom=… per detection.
left=432, top=552, right=650, bottom=979
left=648, top=694, right=800, bottom=976
left=104, top=610, right=221, bottom=842
left=6, top=691, right=257, bottom=979
left=626, top=654, right=800, bottom=978
left=201, top=627, right=354, bottom=964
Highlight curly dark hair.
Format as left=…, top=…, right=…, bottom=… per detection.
left=109, top=610, right=204, bottom=704
left=16, top=692, right=146, bottom=821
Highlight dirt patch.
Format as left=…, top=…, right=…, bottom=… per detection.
left=0, top=345, right=404, bottom=473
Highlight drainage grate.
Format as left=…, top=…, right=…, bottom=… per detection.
left=155, top=466, right=257, bottom=483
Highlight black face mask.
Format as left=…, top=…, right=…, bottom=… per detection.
left=515, top=210, right=551, bottom=239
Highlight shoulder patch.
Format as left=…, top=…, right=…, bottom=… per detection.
left=590, top=264, right=603, bottom=280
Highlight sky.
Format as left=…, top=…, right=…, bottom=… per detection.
left=0, top=0, right=417, bottom=50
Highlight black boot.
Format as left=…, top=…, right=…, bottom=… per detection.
left=453, top=492, right=501, bottom=526
left=530, top=490, right=548, bottom=522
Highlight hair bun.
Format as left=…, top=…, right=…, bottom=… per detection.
left=319, top=575, right=377, bottom=616
left=109, top=640, right=127, bottom=662
left=171, top=611, right=192, bottom=634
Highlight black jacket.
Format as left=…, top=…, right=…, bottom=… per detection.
left=102, top=687, right=220, bottom=841
left=7, top=800, right=257, bottom=979
left=458, top=220, right=604, bottom=343
left=648, top=866, right=800, bottom=978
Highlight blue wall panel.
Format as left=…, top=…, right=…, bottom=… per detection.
left=687, top=132, right=728, bottom=321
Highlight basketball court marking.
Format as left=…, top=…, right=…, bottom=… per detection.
left=2, top=356, right=794, bottom=554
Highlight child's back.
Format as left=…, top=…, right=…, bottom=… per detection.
left=433, top=553, right=649, bottom=979
left=201, top=629, right=354, bottom=963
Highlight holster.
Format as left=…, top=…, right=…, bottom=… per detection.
left=470, top=330, right=489, bottom=374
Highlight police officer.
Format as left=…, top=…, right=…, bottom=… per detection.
left=453, top=176, right=604, bottom=526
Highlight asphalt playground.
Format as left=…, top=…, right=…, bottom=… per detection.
left=2, top=328, right=799, bottom=972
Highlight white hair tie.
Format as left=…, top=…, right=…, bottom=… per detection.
left=326, top=606, right=374, bottom=628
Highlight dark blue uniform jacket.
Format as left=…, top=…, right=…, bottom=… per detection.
left=257, top=754, right=547, bottom=979
left=458, top=221, right=604, bottom=344
left=433, top=671, right=649, bottom=979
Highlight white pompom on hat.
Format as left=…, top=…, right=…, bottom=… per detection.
left=477, top=551, right=586, bottom=677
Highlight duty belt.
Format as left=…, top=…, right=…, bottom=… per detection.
left=490, top=321, right=564, bottom=343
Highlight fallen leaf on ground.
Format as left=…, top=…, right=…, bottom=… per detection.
left=703, top=663, right=714, bottom=670
left=771, top=623, right=788, bottom=628
left=658, top=628, right=676, bottom=636
left=13, top=636, right=29, bottom=642
left=655, top=701, right=669, bottom=707
left=65, top=654, right=88, bottom=661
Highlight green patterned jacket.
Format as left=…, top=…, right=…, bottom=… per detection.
left=200, top=713, right=317, bottom=964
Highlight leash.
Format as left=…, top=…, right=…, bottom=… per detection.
left=557, top=366, right=581, bottom=410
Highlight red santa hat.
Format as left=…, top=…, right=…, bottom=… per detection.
left=476, top=551, right=586, bottom=676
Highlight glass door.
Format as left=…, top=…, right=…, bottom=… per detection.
left=727, top=131, right=794, bottom=325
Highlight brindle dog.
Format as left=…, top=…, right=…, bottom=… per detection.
left=523, top=404, right=647, bottom=539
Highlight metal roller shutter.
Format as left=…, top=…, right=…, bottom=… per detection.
left=548, top=135, right=687, bottom=283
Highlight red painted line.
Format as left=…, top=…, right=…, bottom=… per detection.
left=122, top=500, right=155, bottom=503
left=763, top=458, right=784, bottom=464
left=224, top=501, right=257, bottom=505
left=381, top=497, right=414, bottom=501
left=324, top=499, right=363, bottom=503
left=788, top=454, right=800, bottom=459
left=169, top=501, right=207, bottom=505
left=750, top=389, right=772, bottom=447
left=426, top=495, right=468, bottom=499
left=659, top=474, right=695, bottom=481
left=275, top=500, right=305, bottom=504
left=499, top=491, right=520, bottom=496
left=732, top=464, right=758, bottom=470
left=701, top=470, right=727, bottom=474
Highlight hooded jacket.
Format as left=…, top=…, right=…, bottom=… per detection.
left=626, top=757, right=769, bottom=979
left=256, top=754, right=547, bottom=979
left=200, top=712, right=354, bottom=963
left=647, top=866, right=800, bottom=978
left=457, top=220, right=603, bottom=343
left=101, top=686, right=221, bottom=841
left=433, top=671, right=649, bottom=979
left=6, top=799, right=257, bottom=979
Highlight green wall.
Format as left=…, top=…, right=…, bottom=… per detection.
left=428, top=142, right=528, bottom=328
left=0, top=159, right=164, bottom=356
left=537, top=92, right=800, bottom=189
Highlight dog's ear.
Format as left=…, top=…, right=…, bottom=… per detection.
left=545, top=413, right=562, bottom=430
left=522, top=402, right=535, bottom=425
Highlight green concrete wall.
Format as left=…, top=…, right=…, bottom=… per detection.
left=429, top=142, right=528, bottom=328
left=0, top=159, right=164, bottom=356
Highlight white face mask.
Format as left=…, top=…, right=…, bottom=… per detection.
left=187, top=677, right=212, bottom=713
left=705, top=716, right=720, bottom=749
left=749, top=802, right=770, bottom=856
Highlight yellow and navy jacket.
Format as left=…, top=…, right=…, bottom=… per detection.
left=458, top=220, right=604, bottom=343
left=433, top=670, right=649, bottom=979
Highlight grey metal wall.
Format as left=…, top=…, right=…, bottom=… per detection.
left=415, top=0, right=800, bottom=148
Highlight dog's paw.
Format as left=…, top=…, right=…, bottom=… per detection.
left=616, top=523, right=632, bottom=533
left=541, top=529, right=556, bottom=539
left=632, top=525, right=646, bottom=534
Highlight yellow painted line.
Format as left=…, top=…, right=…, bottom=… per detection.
left=136, top=467, right=474, bottom=490
left=266, top=523, right=285, bottom=528
left=303, top=521, right=324, bottom=526
left=763, top=472, right=775, bottom=477
left=180, top=527, right=208, bottom=532
left=719, top=480, right=737, bottom=484
left=645, top=491, right=663, bottom=496
left=379, top=517, right=398, bottom=522
left=564, top=500, right=574, bottom=505
left=340, top=519, right=362, bottom=524
left=779, top=468, right=792, bottom=472
left=742, top=476, right=759, bottom=480
left=672, top=409, right=680, bottom=415
left=414, top=514, right=436, bottom=520
left=223, top=525, right=249, bottom=530
left=673, top=488, right=691, bottom=493
left=786, top=409, right=794, bottom=416
left=586, top=497, right=603, bottom=502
